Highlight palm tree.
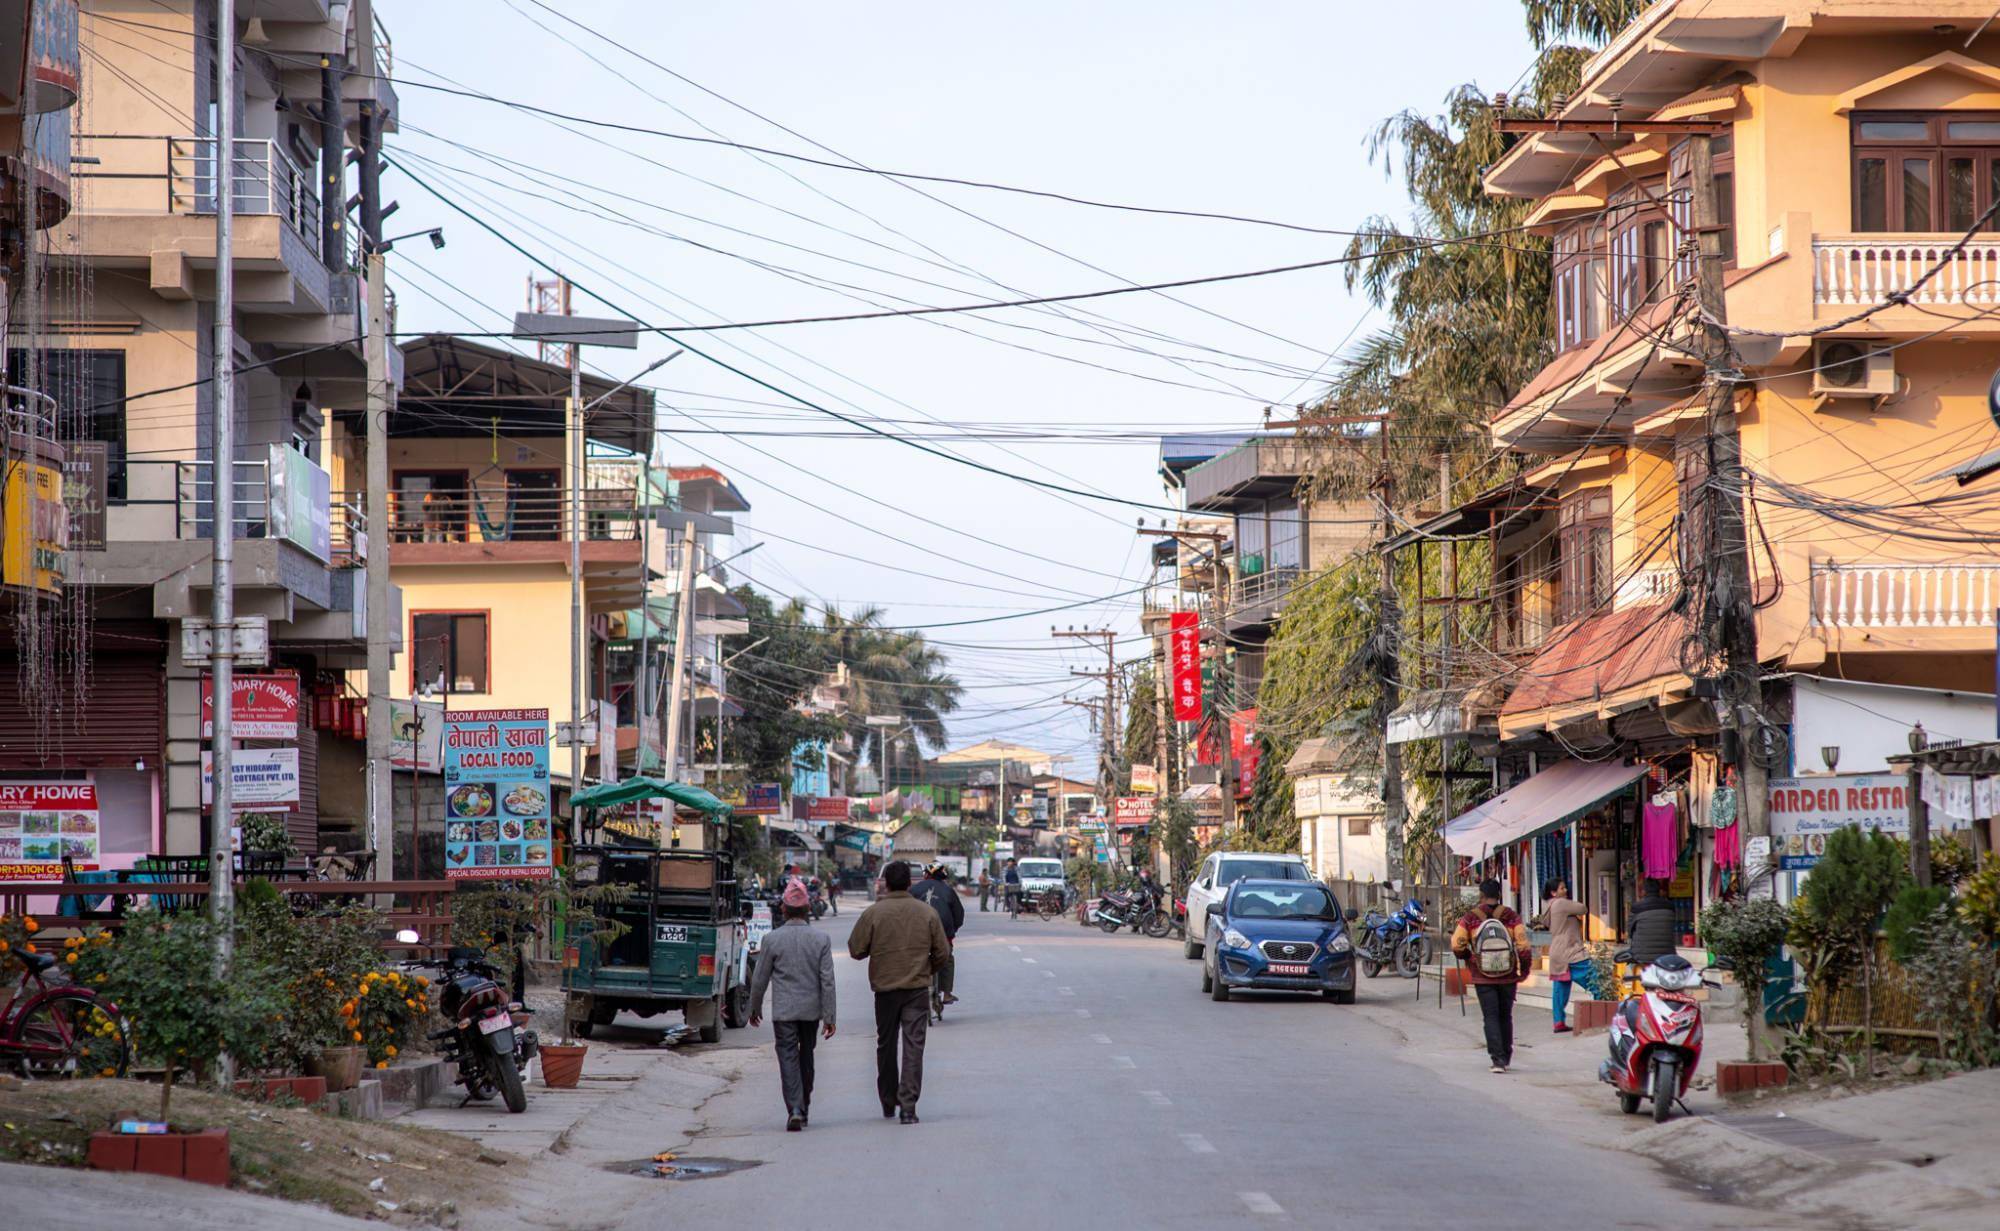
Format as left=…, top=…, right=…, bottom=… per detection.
left=812, top=607, right=963, bottom=785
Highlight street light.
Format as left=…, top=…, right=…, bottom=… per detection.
left=380, top=227, right=445, bottom=251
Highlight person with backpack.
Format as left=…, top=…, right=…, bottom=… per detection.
left=1451, top=878, right=1532, bottom=1073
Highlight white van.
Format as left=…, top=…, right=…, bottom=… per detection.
left=1015, top=857, right=1067, bottom=896
left=1183, top=851, right=1313, bottom=959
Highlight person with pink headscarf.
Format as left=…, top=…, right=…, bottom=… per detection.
left=751, top=878, right=836, bottom=1131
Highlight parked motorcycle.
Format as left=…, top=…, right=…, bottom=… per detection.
left=1091, top=889, right=1173, bottom=938
left=809, top=884, right=828, bottom=920
left=401, top=936, right=537, bottom=1114
left=1600, top=950, right=1707, bottom=1123
left=1355, top=899, right=1430, bottom=979
left=1169, top=894, right=1188, bottom=940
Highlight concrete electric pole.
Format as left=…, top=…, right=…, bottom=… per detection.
left=209, top=0, right=238, bottom=953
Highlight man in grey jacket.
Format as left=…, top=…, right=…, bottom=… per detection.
left=751, top=880, right=836, bottom=1131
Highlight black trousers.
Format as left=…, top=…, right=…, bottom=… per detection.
left=1475, top=982, right=1518, bottom=1066
left=873, top=987, right=929, bottom=1112
left=772, top=1019, right=819, bottom=1117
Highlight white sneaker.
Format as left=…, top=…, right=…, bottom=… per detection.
left=1490, top=1064, right=1506, bottom=1074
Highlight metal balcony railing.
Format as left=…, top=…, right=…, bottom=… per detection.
left=164, top=458, right=362, bottom=566
left=1813, top=235, right=2000, bottom=306
left=1809, top=561, right=2000, bottom=630
left=360, top=487, right=641, bottom=545
left=74, top=134, right=322, bottom=260
left=1232, top=565, right=1302, bottom=610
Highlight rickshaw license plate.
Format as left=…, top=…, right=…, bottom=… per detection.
left=656, top=924, right=689, bottom=944
left=1268, top=962, right=1312, bottom=976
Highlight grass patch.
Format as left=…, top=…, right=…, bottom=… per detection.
left=0, top=1075, right=509, bottom=1223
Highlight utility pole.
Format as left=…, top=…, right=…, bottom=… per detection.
left=1054, top=627, right=1119, bottom=810
left=1377, top=425, right=1407, bottom=884
left=362, top=250, right=394, bottom=882
left=1137, top=527, right=1233, bottom=833
left=565, top=284, right=587, bottom=803
left=1690, top=134, right=1771, bottom=861
left=209, top=0, right=238, bottom=956
left=662, top=521, right=698, bottom=780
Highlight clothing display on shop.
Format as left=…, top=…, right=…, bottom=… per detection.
left=1710, top=784, right=1737, bottom=830
left=1641, top=801, right=1679, bottom=881
left=1713, top=821, right=1741, bottom=870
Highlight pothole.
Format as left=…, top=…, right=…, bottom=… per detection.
left=615, top=1156, right=762, bottom=1181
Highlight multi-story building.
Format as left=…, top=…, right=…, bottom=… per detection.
left=1417, top=0, right=2000, bottom=941
left=2, top=2, right=394, bottom=871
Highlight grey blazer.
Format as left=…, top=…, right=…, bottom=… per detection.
left=751, top=919, right=836, bottom=1026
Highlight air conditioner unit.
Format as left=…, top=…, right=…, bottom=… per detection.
left=1811, top=338, right=1896, bottom=400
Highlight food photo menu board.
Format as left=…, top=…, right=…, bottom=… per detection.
left=0, top=781, right=100, bottom=880
left=443, top=709, right=553, bottom=880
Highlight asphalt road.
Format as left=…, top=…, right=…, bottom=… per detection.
left=617, top=902, right=1778, bottom=1229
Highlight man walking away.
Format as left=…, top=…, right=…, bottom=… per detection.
left=1451, top=878, right=1531, bottom=1073
left=750, top=880, right=836, bottom=1131
left=824, top=866, right=840, bottom=916
left=1627, top=878, right=1678, bottom=968
left=911, top=863, right=965, bottom=1005
left=977, top=870, right=991, bottom=913
left=1003, top=858, right=1021, bottom=918
left=1534, top=880, right=1591, bottom=1034
left=848, top=860, right=951, bottom=1124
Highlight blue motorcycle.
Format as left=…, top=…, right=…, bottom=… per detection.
left=1355, top=899, right=1431, bottom=979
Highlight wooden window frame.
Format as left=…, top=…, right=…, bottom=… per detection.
left=1557, top=489, right=1614, bottom=625
left=409, top=609, right=492, bottom=695
left=1851, top=111, right=2000, bottom=232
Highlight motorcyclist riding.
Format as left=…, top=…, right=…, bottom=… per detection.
left=911, top=863, right=964, bottom=1005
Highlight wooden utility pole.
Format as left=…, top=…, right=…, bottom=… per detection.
left=1377, top=427, right=1407, bottom=884
left=1689, top=135, right=1770, bottom=859
left=1137, top=527, right=1234, bottom=833
left=1056, top=628, right=1122, bottom=862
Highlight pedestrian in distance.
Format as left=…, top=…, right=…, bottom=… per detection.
left=911, top=862, right=965, bottom=1005
left=1451, top=877, right=1532, bottom=1073
left=848, top=859, right=951, bottom=1124
left=750, top=880, right=836, bottom=1132
left=1627, top=878, right=1679, bottom=969
left=1533, top=879, right=1592, bottom=1034
left=1002, top=858, right=1021, bottom=918
left=824, top=865, right=841, bottom=916
left=977, top=870, right=991, bottom=913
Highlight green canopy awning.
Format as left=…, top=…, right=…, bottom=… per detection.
left=570, top=776, right=732, bottom=817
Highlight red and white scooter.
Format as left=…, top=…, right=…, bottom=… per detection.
left=1599, top=950, right=1708, bottom=1122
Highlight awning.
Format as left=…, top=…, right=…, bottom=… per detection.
left=570, top=776, right=732, bottom=817
left=1443, top=760, right=1646, bottom=858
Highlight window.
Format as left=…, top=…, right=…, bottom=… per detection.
left=1266, top=498, right=1303, bottom=570
left=394, top=471, right=467, bottom=543
left=1347, top=816, right=1372, bottom=837
left=1216, top=858, right=1309, bottom=887
left=1675, top=436, right=1711, bottom=576
left=5, top=349, right=127, bottom=499
left=1558, top=489, right=1613, bottom=624
left=1236, top=503, right=1268, bottom=574
left=411, top=612, right=489, bottom=694
left=1852, top=113, right=2000, bottom=232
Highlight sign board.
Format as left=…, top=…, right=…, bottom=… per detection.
left=2, top=458, right=65, bottom=594
left=266, top=445, right=332, bottom=562
left=202, top=748, right=301, bottom=808
left=742, top=783, right=782, bottom=815
left=1767, top=774, right=1909, bottom=869
left=744, top=901, right=774, bottom=954
left=63, top=441, right=107, bottom=552
left=1170, top=611, right=1202, bottom=721
left=597, top=700, right=618, bottom=785
left=1129, top=763, right=1157, bottom=794
left=201, top=672, right=300, bottom=740
left=0, top=781, right=99, bottom=879
left=443, top=708, right=553, bottom=880
left=805, top=795, right=850, bottom=821
left=1113, top=797, right=1155, bottom=827
left=511, top=311, right=640, bottom=349
left=389, top=698, right=444, bottom=772
left=1231, top=708, right=1260, bottom=797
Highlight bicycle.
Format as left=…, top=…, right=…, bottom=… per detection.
left=1035, top=889, right=1067, bottom=921
left=1, top=943, right=130, bottom=1079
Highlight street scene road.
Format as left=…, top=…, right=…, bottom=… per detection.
left=560, top=912, right=1771, bottom=1229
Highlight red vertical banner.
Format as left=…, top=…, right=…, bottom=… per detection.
left=1170, top=611, right=1202, bottom=722
left=1231, top=708, right=1260, bottom=798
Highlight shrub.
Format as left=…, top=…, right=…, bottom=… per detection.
left=1959, top=853, right=2000, bottom=945
left=1699, top=896, right=1790, bottom=1059
left=1884, top=884, right=1954, bottom=963
left=1796, top=826, right=1909, bottom=1062
left=347, top=967, right=430, bottom=1067
left=235, top=897, right=385, bottom=1072
left=96, top=915, right=283, bottom=1121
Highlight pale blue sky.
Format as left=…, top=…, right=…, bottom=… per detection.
left=381, top=1, right=1542, bottom=770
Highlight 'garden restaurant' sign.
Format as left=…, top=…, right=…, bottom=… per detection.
left=1767, top=774, right=1910, bottom=870
left=443, top=709, right=553, bottom=880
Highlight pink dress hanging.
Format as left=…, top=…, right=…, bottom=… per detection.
left=1641, top=801, right=1678, bottom=881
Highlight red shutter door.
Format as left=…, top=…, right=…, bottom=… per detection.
left=0, top=624, right=166, bottom=770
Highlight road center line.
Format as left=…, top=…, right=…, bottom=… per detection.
left=1112, top=1055, right=1137, bottom=1069
left=1239, top=1192, right=1284, bottom=1215
left=1091, top=1033, right=1112, bottom=1044
left=1021, top=957, right=1038, bottom=964
left=1074, top=1008, right=1091, bottom=1018
left=1179, top=1133, right=1216, bottom=1154
left=1009, top=945, right=1021, bottom=952
left=1058, top=987, right=1075, bottom=996
left=1042, top=970, right=1055, bottom=978
left=1141, top=1090, right=1172, bottom=1107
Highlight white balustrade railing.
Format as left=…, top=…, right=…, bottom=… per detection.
left=1814, top=236, right=2000, bottom=306
left=1614, top=565, right=1677, bottom=610
left=1809, top=562, right=2000, bottom=629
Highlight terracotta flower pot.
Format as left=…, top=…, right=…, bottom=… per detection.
left=306, top=1044, right=365, bottom=1092
left=539, top=1042, right=588, bottom=1088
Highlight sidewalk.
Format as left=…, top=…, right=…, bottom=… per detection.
left=1366, top=972, right=2000, bottom=1231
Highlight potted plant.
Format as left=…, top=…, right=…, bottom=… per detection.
left=87, top=915, right=281, bottom=1185
left=546, top=864, right=633, bottom=1088
left=234, top=888, right=380, bottom=1096
left=1699, top=895, right=1792, bottom=1091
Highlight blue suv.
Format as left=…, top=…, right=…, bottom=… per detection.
left=1202, top=879, right=1358, bottom=1004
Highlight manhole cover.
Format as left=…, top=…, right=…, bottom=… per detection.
left=1712, top=1113, right=1880, bottom=1162
left=618, top=1156, right=762, bottom=1181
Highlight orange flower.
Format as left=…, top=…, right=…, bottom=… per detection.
left=375, top=1060, right=388, bottom=1069
left=351, top=1030, right=363, bottom=1042
left=384, top=1045, right=397, bottom=1057
left=65, top=953, right=76, bottom=964
left=22, top=917, right=37, bottom=933
left=0, top=939, right=11, bottom=953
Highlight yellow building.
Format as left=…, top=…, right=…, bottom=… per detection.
left=1408, top=1, right=2000, bottom=937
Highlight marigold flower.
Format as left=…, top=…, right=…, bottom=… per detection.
left=352, top=1030, right=363, bottom=1042
left=22, top=917, right=37, bottom=933
left=375, top=1060, right=388, bottom=1069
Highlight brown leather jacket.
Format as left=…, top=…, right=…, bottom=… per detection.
left=847, top=891, right=951, bottom=992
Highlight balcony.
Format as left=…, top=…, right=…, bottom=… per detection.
left=1226, top=565, right=1303, bottom=633
left=1813, top=236, right=2000, bottom=307
left=171, top=457, right=363, bottom=568
left=1614, top=565, right=1677, bottom=610
left=68, top=134, right=333, bottom=312
left=1183, top=439, right=1317, bottom=511
left=1809, top=561, right=2000, bottom=633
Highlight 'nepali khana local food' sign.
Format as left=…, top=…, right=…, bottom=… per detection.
left=444, top=709, right=553, bottom=880
left=0, top=781, right=99, bottom=880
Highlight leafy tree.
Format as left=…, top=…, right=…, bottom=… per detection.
left=718, top=588, right=840, bottom=784
left=1121, top=666, right=1158, bottom=789
left=1795, top=827, right=1909, bottom=1064
left=1698, top=896, right=1790, bottom=1060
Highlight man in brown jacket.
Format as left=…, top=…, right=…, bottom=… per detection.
left=1450, top=878, right=1533, bottom=1073
left=847, top=860, right=951, bottom=1123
